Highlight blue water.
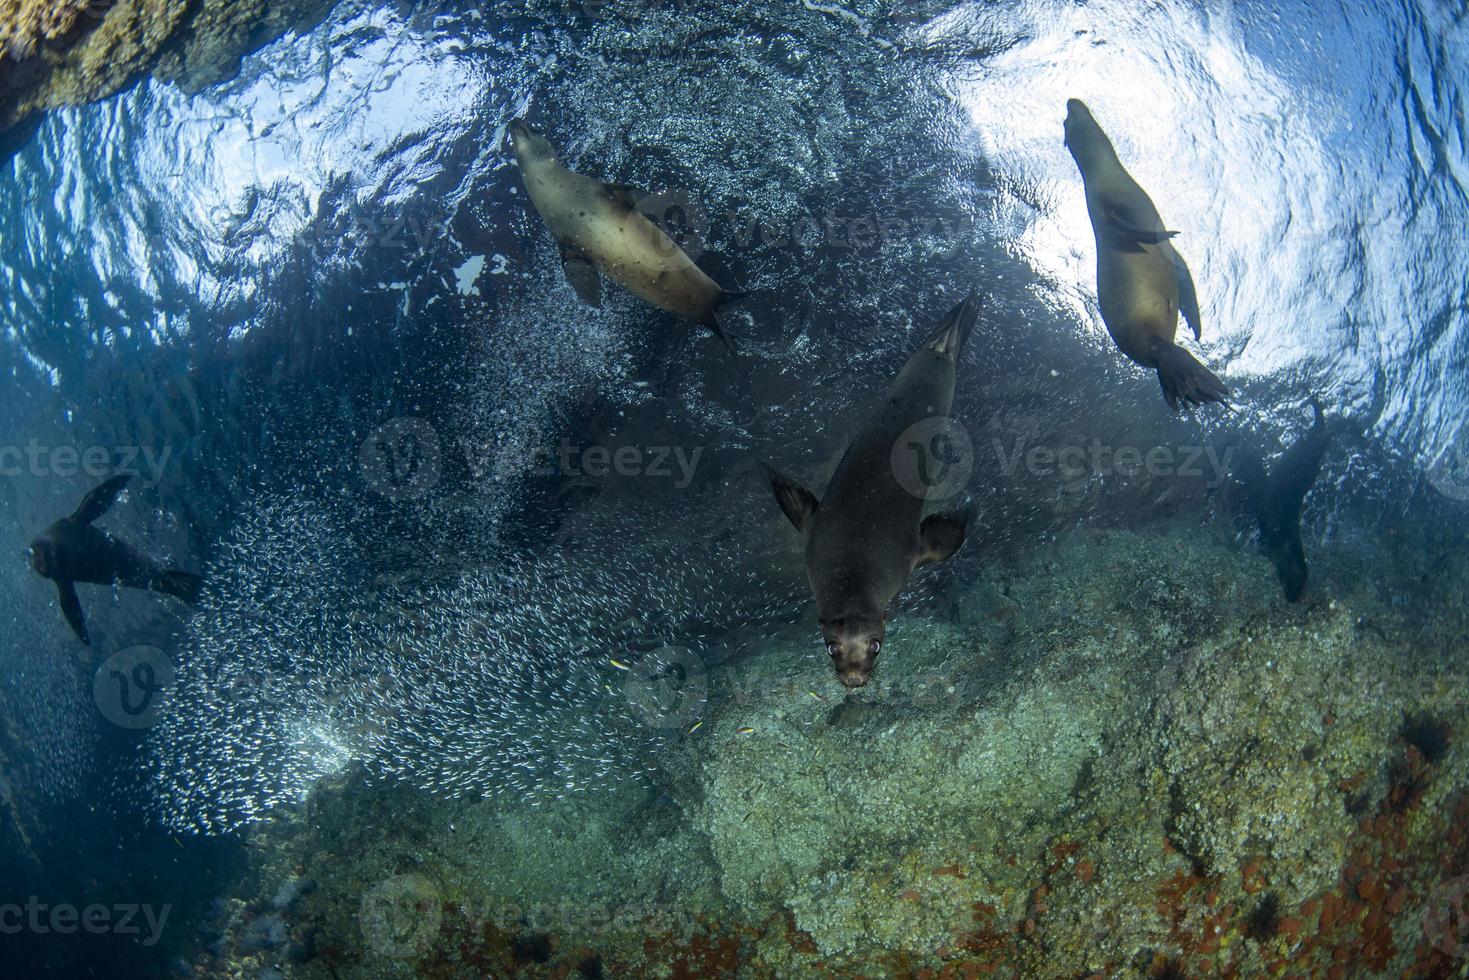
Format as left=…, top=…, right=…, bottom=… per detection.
left=1, top=0, right=1466, bottom=975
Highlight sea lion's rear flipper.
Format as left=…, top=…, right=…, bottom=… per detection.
left=71, top=474, right=131, bottom=525
left=152, top=570, right=203, bottom=605
left=1307, top=395, right=1327, bottom=432
left=1104, top=206, right=1179, bottom=245
left=925, top=288, right=982, bottom=358
left=761, top=463, right=818, bottom=534
left=916, top=512, right=968, bottom=567
left=56, top=581, right=89, bottom=646
left=1150, top=338, right=1229, bottom=411
left=560, top=248, right=603, bottom=308
left=1172, top=249, right=1202, bottom=341
left=703, top=290, right=747, bottom=355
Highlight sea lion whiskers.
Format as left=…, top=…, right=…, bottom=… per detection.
left=820, top=614, right=884, bottom=689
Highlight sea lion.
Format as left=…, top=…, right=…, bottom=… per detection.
left=27, top=475, right=201, bottom=645
left=1064, top=99, right=1229, bottom=410
left=506, top=118, right=743, bottom=351
left=763, top=290, right=981, bottom=688
left=1236, top=398, right=1353, bottom=601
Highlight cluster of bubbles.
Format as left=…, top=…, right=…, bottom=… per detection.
left=140, top=492, right=804, bottom=833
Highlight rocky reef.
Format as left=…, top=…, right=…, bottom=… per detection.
left=0, top=0, right=336, bottom=151
left=169, top=506, right=1469, bottom=979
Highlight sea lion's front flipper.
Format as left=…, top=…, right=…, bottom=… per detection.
left=1104, top=206, right=1179, bottom=245
left=560, top=248, right=603, bottom=308
left=71, top=474, right=131, bottom=525
left=56, top=581, right=89, bottom=645
left=152, top=569, right=203, bottom=605
left=916, top=512, right=968, bottom=567
left=1172, top=250, right=1202, bottom=341
left=761, top=463, right=818, bottom=535
left=606, top=183, right=648, bottom=209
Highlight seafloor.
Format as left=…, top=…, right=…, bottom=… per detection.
left=179, top=510, right=1468, bottom=979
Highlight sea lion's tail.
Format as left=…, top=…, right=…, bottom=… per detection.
left=1308, top=393, right=1375, bottom=441
left=704, top=289, right=748, bottom=355
left=926, top=288, right=981, bottom=358
left=153, top=569, right=203, bottom=605
left=1307, top=394, right=1326, bottom=429
left=1151, top=339, right=1229, bottom=411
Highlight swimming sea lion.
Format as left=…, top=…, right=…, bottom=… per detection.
left=27, top=475, right=202, bottom=645
left=763, top=290, right=981, bottom=688
left=1235, top=398, right=1353, bottom=601
left=506, top=119, right=743, bottom=351
left=1064, top=99, right=1229, bottom=410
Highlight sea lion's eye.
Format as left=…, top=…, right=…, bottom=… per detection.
left=868, top=640, right=881, bottom=656
left=826, top=642, right=840, bottom=658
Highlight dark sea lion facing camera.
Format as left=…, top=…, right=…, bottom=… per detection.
left=1064, top=98, right=1228, bottom=410
left=763, top=290, right=981, bottom=688
left=506, top=118, right=744, bottom=351
left=27, top=474, right=202, bottom=645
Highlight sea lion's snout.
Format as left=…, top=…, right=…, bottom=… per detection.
left=823, top=618, right=883, bottom=688
left=1063, top=98, right=1095, bottom=150
left=27, top=539, right=49, bottom=577
left=505, top=118, right=527, bottom=153
left=1271, top=538, right=1309, bottom=603
left=506, top=118, right=553, bottom=163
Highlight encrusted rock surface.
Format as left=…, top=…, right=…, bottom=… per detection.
left=177, top=514, right=1469, bottom=978
left=0, top=0, right=335, bottom=146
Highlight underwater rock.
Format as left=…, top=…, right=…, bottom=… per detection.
left=238, top=911, right=288, bottom=953
left=269, top=875, right=317, bottom=912
left=151, top=0, right=337, bottom=93
left=0, top=0, right=337, bottom=147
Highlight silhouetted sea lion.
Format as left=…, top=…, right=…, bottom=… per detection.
left=1064, top=99, right=1228, bottom=410
left=763, top=290, right=980, bottom=688
left=506, top=119, right=743, bottom=351
left=27, top=475, right=201, bottom=645
left=1237, top=398, right=1352, bottom=601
